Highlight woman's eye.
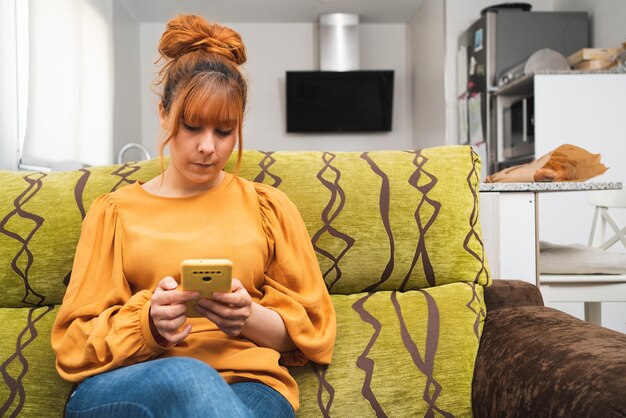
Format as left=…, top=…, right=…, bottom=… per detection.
left=215, top=129, right=233, bottom=137
left=183, top=122, right=201, bottom=132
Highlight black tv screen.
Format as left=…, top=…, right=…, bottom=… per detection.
left=286, top=70, right=394, bottom=133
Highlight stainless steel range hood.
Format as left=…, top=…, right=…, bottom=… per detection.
left=319, top=13, right=359, bottom=71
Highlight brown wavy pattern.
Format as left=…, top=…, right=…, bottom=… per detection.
left=254, top=151, right=282, bottom=187
left=62, top=169, right=90, bottom=289
left=311, top=152, right=355, bottom=291
left=0, top=305, right=53, bottom=417
left=391, top=291, right=453, bottom=417
left=352, top=292, right=386, bottom=417
left=110, top=162, right=143, bottom=192
left=74, top=168, right=91, bottom=220
left=464, top=282, right=486, bottom=340
left=402, top=151, right=441, bottom=289
left=0, top=173, right=57, bottom=417
left=312, top=363, right=335, bottom=417
left=360, top=153, right=394, bottom=292
left=463, top=148, right=489, bottom=283
left=63, top=271, right=72, bottom=287
left=0, top=172, right=47, bottom=306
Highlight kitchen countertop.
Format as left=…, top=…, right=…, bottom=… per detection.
left=479, top=181, right=622, bottom=192
left=494, top=68, right=626, bottom=95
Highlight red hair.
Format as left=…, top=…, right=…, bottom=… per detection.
left=154, top=14, right=247, bottom=171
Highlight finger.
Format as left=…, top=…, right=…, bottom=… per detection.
left=194, top=302, right=242, bottom=322
left=208, top=278, right=239, bottom=303
left=152, top=292, right=184, bottom=310
left=154, top=276, right=199, bottom=301
left=153, top=289, right=199, bottom=307
left=212, top=293, right=250, bottom=310
left=198, top=298, right=249, bottom=321
left=151, top=302, right=188, bottom=321
left=157, top=276, right=179, bottom=291
left=230, top=278, right=244, bottom=291
left=153, top=277, right=183, bottom=306
left=212, top=282, right=249, bottom=305
left=194, top=305, right=246, bottom=336
left=155, top=315, right=187, bottom=335
left=162, top=324, right=192, bottom=345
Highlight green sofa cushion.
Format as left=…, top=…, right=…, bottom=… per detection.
left=0, top=146, right=489, bottom=308
left=0, top=306, right=72, bottom=417
left=232, top=147, right=490, bottom=294
left=0, top=282, right=485, bottom=417
left=0, top=164, right=161, bottom=308
left=291, top=282, right=486, bottom=417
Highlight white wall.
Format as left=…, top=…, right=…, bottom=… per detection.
left=409, top=0, right=445, bottom=149
left=553, top=0, right=626, bottom=47
left=113, top=0, right=143, bottom=161
left=139, top=22, right=412, bottom=155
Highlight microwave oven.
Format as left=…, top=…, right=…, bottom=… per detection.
left=498, top=95, right=535, bottom=163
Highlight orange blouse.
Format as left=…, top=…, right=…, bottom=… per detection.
left=51, top=172, right=336, bottom=411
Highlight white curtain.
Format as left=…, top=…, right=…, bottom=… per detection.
left=0, top=0, right=20, bottom=170
left=21, top=0, right=114, bottom=170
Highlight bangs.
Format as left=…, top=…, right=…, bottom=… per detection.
left=159, top=70, right=246, bottom=175
left=178, top=73, right=242, bottom=129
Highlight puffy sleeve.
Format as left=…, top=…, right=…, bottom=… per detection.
left=256, top=184, right=336, bottom=367
left=51, top=194, right=168, bottom=382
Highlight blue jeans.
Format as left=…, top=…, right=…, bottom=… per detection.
left=65, top=357, right=295, bottom=418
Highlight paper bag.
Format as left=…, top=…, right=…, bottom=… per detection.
left=486, top=144, right=608, bottom=183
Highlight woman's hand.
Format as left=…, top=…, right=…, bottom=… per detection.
left=196, top=279, right=296, bottom=352
left=150, top=276, right=199, bottom=345
left=195, top=278, right=252, bottom=337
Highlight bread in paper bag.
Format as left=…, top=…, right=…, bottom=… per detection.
left=486, top=144, right=608, bottom=183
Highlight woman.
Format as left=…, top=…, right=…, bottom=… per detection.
left=51, top=14, right=336, bottom=418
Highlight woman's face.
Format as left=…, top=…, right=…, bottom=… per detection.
left=164, top=115, right=238, bottom=192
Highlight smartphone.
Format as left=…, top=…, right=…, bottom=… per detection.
left=181, top=259, right=233, bottom=318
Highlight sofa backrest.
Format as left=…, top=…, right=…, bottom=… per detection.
left=0, top=145, right=490, bottom=307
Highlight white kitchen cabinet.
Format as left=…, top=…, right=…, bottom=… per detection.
left=479, top=190, right=537, bottom=285
left=479, top=181, right=621, bottom=286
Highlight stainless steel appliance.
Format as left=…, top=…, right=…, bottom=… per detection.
left=457, top=4, right=588, bottom=174
left=500, top=95, right=534, bottom=162
left=495, top=48, right=569, bottom=166
left=497, top=48, right=570, bottom=88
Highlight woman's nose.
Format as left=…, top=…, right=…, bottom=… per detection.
left=197, top=132, right=215, bottom=154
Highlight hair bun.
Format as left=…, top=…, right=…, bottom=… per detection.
left=159, top=14, right=246, bottom=66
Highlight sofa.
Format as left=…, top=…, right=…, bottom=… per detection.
left=1, top=145, right=625, bottom=417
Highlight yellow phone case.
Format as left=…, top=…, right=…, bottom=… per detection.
left=181, top=259, right=233, bottom=318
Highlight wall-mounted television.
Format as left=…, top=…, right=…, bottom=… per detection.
left=286, top=70, right=394, bottom=133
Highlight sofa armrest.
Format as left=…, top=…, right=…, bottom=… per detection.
left=472, top=306, right=626, bottom=418
left=485, top=279, right=544, bottom=311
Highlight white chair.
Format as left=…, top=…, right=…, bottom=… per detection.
left=540, top=189, right=626, bottom=326
left=587, top=189, right=626, bottom=250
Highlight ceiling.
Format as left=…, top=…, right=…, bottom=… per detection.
left=119, top=0, right=427, bottom=24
